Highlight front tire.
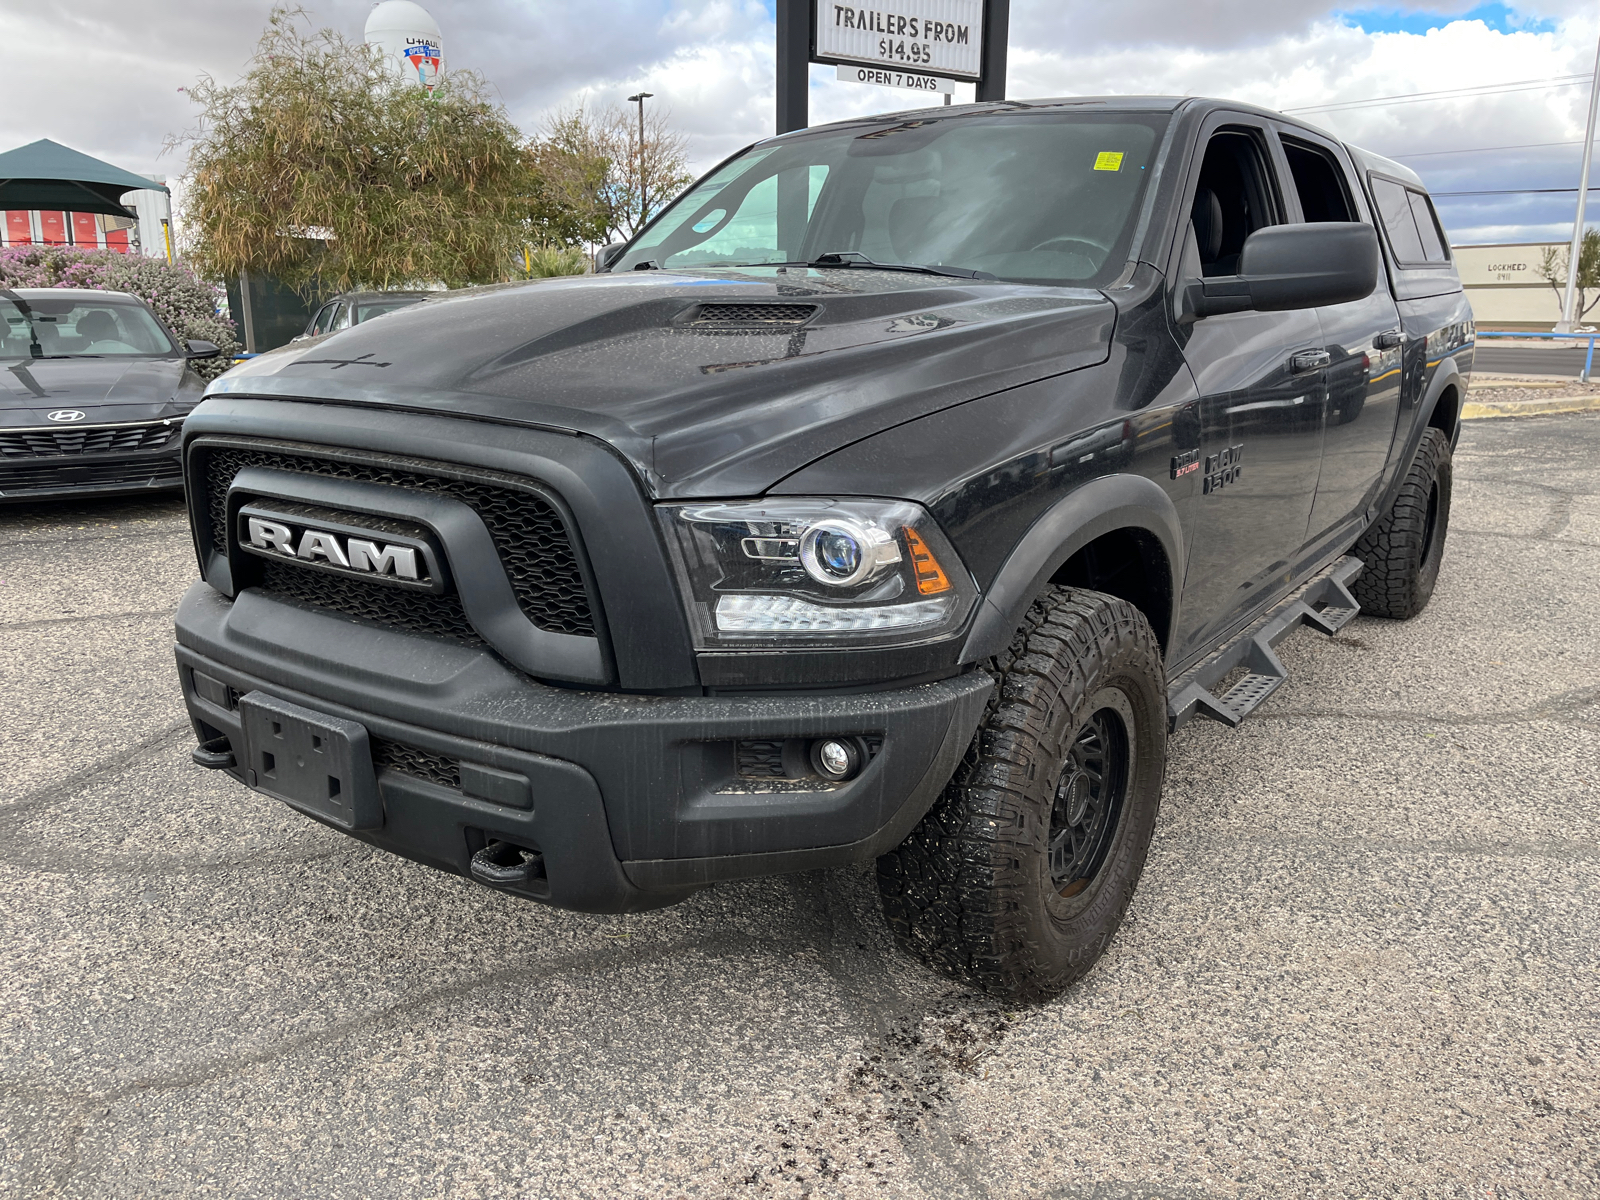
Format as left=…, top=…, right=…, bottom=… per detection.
left=876, top=587, right=1167, bottom=1003
left=1352, top=426, right=1453, bottom=619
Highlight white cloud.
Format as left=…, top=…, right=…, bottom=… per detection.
left=2, top=0, right=1596, bottom=243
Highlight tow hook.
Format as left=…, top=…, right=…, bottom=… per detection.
left=470, top=840, right=543, bottom=889
left=191, top=736, right=235, bottom=770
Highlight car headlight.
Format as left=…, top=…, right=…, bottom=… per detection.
left=658, top=498, right=979, bottom=650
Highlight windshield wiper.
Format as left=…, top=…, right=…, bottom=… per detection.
left=808, top=251, right=995, bottom=280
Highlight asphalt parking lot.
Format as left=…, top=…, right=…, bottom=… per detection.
left=3, top=413, right=1597, bottom=1200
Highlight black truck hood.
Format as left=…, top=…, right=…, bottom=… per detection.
left=206, top=268, right=1115, bottom=497
left=1, top=356, right=201, bottom=425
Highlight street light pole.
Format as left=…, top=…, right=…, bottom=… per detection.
left=1559, top=33, right=1600, bottom=331
left=627, top=91, right=654, bottom=232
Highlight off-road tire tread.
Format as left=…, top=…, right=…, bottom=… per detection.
left=876, top=587, right=1165, bottom=1003
left=1352, top=427, right=1452, bottom=619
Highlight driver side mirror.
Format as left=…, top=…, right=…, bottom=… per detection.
left=593, top=243, right=628, bottom=273
left=1183, top=222, right=1380, bottom=320
left=184, top=339, right=220, bottom=359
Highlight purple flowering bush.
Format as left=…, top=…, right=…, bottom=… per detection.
left=0, top=246, right=240, bottom=379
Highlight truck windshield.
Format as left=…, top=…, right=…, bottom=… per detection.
left=617, top=110, right=1168, bottom=287
left=0, top=295, right=176, bottom=360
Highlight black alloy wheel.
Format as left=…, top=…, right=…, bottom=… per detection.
left=1048, top=704, right=1130, bottom=899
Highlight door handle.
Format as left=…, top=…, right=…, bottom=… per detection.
left=1290, top=349, right=1331, bottom=374
left=1374, top=329, right=1403, bottom=350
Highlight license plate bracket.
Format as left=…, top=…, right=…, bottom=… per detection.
left=237, top=691, right=382, bottom=831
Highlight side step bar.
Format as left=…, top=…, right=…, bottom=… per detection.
left=1167, top=555, right=1364, bottom=733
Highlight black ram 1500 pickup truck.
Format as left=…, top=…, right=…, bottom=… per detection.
left=175, top=96, right=1473, bottom=1001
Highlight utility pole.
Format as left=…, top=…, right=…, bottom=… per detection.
left=627, top=91, right=654, bottom=230
left=1559, top=32, right=1600, bottom=331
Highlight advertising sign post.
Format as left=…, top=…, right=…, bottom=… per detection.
left=776, top=0, right=1008, bottom=133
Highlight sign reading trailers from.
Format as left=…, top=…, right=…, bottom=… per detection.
left=814, top=1, right=985, bottom=81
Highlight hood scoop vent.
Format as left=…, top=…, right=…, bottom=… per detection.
left=689, top=303, right=817, bottom=329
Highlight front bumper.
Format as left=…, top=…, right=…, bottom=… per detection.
left=175, top=582, right=992, bottom=913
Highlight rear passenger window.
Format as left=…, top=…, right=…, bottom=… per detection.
left=1407, top=190, right=1449, bottom=262
left=1371, top=176, right=1431, bottom=266
left=1283, top=140, right=1354, bottom=222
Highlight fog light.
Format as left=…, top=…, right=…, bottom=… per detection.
left=810, top=737, right=864, bottom=781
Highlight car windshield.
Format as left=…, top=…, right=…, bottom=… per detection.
left=616, top=110, right=1168, bottom=286
left=0, top=295, right=176, bottom=359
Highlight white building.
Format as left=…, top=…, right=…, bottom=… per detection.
left=1451, top=243, right=1569, bottom=331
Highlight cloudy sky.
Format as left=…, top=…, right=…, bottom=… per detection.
left=5, top=0, right=1600, bottom=245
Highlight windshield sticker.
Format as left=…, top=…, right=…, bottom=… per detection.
left=1093, top=151, right=1125, bottom=172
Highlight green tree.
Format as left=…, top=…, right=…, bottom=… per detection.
left=532, top=104, right=693, bottom=246
left=527, top=112, right=615, bottom=249
left=174, top=7, right=538, bottom=293
left=1538, top=229, right=1600, bottom=324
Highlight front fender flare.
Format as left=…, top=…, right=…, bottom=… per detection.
left=959, top=474, right=1184, bottom=663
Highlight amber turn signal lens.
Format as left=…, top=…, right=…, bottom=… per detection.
left=902, top=527, right=953, bottom=595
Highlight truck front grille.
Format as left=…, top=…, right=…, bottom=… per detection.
left=200, top=443, right=595, bottom=639
left=258, top=560, right=483, bottom=645
left=0, top=421, right=181, bottom=458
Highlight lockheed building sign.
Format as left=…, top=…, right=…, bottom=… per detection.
left=813, top=1, right=985, bottom=81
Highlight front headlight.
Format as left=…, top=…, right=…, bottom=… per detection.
left=658, top=498, right=979, bottom=650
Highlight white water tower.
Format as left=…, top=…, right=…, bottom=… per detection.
left=365, top=1, right=443, bottom=92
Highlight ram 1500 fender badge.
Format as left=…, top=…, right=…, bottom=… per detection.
left=1170, top=450, right=1199, bottom=479
left=234, top=505, right=446, bottom=593
left=1203, top=445, right=1244, bottom=494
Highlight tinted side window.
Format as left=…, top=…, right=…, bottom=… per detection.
left=310, top=304, right=336, bottom=335
left=1407, top=190, right=1449, bottom=262
left=330, top=303, right=352, bottom=332
left=1371, top=176, right=1427, bottom=264
left=1283, top=140, right=1354, bottom=222
left=1190, top=128, right=1282, bottom=277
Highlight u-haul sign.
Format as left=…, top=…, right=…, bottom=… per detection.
left=814, top=1, right=985, bottom=82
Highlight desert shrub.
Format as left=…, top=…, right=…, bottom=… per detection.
left=523, top=246, right=590, bottom=278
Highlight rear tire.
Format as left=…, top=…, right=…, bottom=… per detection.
left=1352, top=427, right=1453, bottom=619
left=876, top=587, right=1167, bottom=1003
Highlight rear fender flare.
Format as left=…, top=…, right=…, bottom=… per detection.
left=1419, top=354, right=1464, bottom=446
left=959, top=474, right=1184, bottom=663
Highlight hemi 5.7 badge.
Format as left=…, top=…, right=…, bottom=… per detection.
left=1170, top=450, right=1199, bottom=479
